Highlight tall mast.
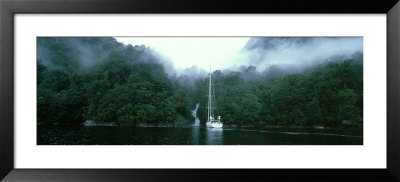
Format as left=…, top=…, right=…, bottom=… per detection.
left=208, top=64, right=212, bottom=122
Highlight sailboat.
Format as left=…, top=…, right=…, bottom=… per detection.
left=206, top=65, right=223, bottom=128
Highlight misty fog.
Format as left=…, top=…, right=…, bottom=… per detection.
left=116, top=37, right=363, bottom=81
left=239, top=37, right=362, bottom=71
left=38, top=37, right=363, bottom=83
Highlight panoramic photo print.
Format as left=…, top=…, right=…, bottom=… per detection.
left=37, top=37, right=363, bottom=145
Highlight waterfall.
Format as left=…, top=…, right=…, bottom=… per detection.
left=192, top=103, right=200, bottom=126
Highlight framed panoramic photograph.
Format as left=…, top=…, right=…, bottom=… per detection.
left=1, top=0, right=400, bottom=181
left=35, top=36, right=364, bottom=145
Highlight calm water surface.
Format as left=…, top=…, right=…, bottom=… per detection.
left=37, top=126, right=362, bottom=145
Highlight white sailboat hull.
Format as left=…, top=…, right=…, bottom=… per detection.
left=206, top=122, right=223, bottom=128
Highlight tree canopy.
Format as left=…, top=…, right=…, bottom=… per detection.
left=37, top=37, right=363, bottom=128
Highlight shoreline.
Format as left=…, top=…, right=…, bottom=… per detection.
left=38, top=122, right=362, bottom=130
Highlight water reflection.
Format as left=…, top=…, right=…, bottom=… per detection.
left=205, top=128, right=224, bottom=145
left=37, top=126, right=363, bottom=145
left=191, top=127, right=200, bottom=144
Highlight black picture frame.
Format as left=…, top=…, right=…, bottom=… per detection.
left=1, top=0, right=399, bottom=181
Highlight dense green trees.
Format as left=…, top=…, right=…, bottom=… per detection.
left=37, top=37, right=363, bottom=128
left=37, top=37, right=192, bottom=125
left=194, top=61, right=363, bottom=127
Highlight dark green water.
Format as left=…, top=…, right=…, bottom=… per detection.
left=37, top=126, right=362, bottom=145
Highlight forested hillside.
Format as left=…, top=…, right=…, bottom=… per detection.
left=37, top=37, right=363, bottom=128
left=195, top=61, right=363, bottom=127
left=37, top=37, right=193, bottom=125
